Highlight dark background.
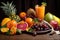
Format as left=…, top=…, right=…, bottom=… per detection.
left=0, top=0, right=60, bottom=23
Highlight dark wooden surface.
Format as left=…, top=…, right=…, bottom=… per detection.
left=0, top=34, right=60, bottom=40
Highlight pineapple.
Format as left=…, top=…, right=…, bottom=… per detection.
left=1, top=2, right=21, bottom=22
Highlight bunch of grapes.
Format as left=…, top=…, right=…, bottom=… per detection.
left=32, top=22, right=51, bottom=30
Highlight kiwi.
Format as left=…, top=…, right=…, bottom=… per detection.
left=27, top=8, right=36, bottom=18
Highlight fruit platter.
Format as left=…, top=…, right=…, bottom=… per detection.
left=0, top=2, right=60, bottom=36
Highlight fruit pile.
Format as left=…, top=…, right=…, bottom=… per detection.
left=0, top=2, right=60, bottom=36
left=45, top=12, right=60, bottom=30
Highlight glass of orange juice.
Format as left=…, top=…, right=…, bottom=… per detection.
left=35, top=3, right=46, bottom=20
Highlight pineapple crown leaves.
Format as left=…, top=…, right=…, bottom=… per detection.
left=0, top=2, right=16, bottom=16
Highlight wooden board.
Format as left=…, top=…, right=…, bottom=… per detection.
left=0, top=34, right=60, bottom=40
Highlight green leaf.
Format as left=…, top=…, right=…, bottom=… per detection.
left=0, top=26, right=2, bottom=28
left=1, top=24, right=7, bottom=28
left=7, top=2, right=10, bottom=6
left=34, top=18, right=39, bottom=22
left=10, top=1, right=13, bottom=7
left=6, top=30, right=10, bottom=35
left=0, top=6, right=8, bottom=9
left=17, top=29, right=22, bottom=34
left=41, top=2, right=47, bottom=6
left=1, top=2, right=7, bottom=6
left=28, top=28, right=33, bottom=32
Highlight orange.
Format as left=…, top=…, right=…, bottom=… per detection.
left=10, top=26, right=17, bottom=35
left=25, top=18, right=34, bottom=27
left=19, top=12, right=26, bottom=18
left=7, top=20, right=17, bottom=29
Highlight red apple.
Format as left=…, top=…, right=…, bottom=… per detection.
left=50, top=20, right=58, bottom=30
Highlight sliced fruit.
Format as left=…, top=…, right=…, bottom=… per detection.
left=25, top=18, right=34, bottom=27
left=7, top=20, right=17, bottom=29
left=1, top=27, right=9, bottom=33
left=44, top=12, right=53, bottom=22
left=53, top=15, right=60, bottom=25
left=1, top=18, right=11, bottom=26
left=17, top=21, right=28, bottom=31
left=19, top=12, right=26, bottom=18
left=10, top=26, right=17, bottom=35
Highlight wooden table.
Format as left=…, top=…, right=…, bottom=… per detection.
left=0, top=34, right=60, bottom=40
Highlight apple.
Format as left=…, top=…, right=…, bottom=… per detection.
left=44, top=12, right=53, bottom=22
left=50, top=20, right=58, bottom=30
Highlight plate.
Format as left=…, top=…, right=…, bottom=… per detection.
left=26, top=20, right=53, bottom=36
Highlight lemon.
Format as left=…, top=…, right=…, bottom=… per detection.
left=1, top=28, right=9, bottom=33
left=1, top=18, right=11, bottom=26
left=53, top=15, right=60, bottom=25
